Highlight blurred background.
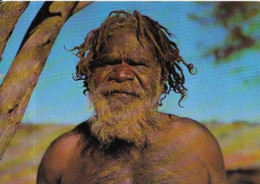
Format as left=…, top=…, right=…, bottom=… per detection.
left=0, top=2, right=260, bottom=184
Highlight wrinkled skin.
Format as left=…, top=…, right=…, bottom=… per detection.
left=37, top=32, right=228, bottom=184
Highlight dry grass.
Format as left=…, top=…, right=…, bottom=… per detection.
left=0, top=124, right=74, bottom=184
left=205, top=122, right=260, bottom=170
left=0, top=122, right=259, bottom=184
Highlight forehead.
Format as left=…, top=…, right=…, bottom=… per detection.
left=99, top=31, right=156, bottom=62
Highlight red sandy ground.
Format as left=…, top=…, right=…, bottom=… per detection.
left=0, top=122, right=259, bottom=184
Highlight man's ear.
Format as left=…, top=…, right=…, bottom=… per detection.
left=158, top=84, right=167, bottom=106
left=159, top=78, right=167, bottom=93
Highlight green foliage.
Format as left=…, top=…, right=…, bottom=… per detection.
left=189, top=2, right=260, bottom=62
left=1, top=123, right=259, bottom=184
left=243, top=75, right=260, bottom=88
left=0, top=124, right=74, bottom=184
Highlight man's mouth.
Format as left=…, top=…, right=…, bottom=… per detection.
left=104, top=90, right=139, bottom=98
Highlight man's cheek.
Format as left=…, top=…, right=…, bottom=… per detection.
left=91, top=69, right=110, bottom=87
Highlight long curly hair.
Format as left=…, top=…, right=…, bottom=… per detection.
left=73, top=10, right=197, bottom=107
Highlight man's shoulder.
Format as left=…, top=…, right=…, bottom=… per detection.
left=37, top=128, right=82, bottom=183
left=46, top=121, right=91, bottom=152
left=159, top=113, right=214, bottom=141
left=46, top=130, right=81, bottom=156
left=39, top=121, right=92, bottom=165
left=158, top=113, right=227, bottom=183
left=40, top=130, right=81, bottom=161
left=157, top=113, right=223, bottom=162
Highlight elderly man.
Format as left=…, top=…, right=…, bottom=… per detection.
left=37, top=10, right=227, bottom=184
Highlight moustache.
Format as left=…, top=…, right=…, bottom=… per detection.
left=93, top=82, right=144, bottom=98
left=103, top=89, right=140, bottom=98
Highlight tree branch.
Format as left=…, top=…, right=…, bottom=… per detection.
left=0, top=1, right=91, bottom=162
left=0, top=2, right=29, bottom=61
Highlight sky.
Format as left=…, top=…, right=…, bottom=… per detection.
left=1, top=2, right=260, bottom=124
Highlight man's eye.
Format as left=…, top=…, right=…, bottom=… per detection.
left=133, top=64, right=148, bottom=72
left=95, top=60, right=119, bottom=67
left=133, top=63, right=144, bottom=66
left=129, top=61, right=147, bottom=67
left=103, top=60, right=121, bottom=66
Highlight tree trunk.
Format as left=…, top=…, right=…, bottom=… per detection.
left=0, top=1, right=92, bottom=162
left=0, top=2, right=29, bottom=62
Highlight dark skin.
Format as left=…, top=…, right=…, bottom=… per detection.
left=37, top=32, right=228, bottom=184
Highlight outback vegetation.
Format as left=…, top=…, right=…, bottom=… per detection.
left=0, top=2, right=259, bottom=184
left=0, top=1, right=91, bottom=162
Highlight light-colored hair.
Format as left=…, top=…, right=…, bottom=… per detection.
left=73, top=10, right=196, bottom=106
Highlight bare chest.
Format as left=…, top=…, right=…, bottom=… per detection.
left=61, top=146, right=209, bottom=184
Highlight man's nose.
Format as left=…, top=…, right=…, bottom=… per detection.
left=109, top=62, right=134, bottom=82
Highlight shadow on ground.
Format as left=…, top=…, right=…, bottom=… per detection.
left=227, top=168, right=260, bottom=184
left=0, top=123, right=259, bottom=184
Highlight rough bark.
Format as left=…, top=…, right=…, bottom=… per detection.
left=0, top=1, right=92, bottom=162
left=0, top=2, right=29, bottom=61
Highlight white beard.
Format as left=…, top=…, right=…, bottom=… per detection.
left=88, top=80, right=162, bottom=147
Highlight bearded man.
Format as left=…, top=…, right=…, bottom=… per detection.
left=37, top=10, right=228, bottom=184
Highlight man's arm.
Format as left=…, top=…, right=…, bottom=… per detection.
left=179, top=118, right=228, bottom=184
left=37, top=132, right=79, bottom=184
